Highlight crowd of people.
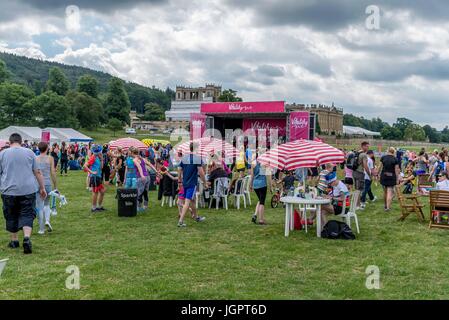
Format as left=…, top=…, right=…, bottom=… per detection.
left=3, top=131, right=449, bottom=255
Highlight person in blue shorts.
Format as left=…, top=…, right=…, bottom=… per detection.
left=177, top=142, right=208, bottom=227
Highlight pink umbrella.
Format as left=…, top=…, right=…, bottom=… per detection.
left=174, top=137, right=239, bottom=158
left=257, top=139, right=344, bottom=171
left=109, top=138, right=147, bottom=152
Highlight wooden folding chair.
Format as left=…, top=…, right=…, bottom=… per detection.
left=429, top=190, right=449, bottom=229
left=395, top=186, right=425, bottom=222
left=417, top=174, right=433, bottom=195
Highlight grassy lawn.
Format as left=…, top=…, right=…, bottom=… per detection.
left=0, top=170, right=448, bottom=300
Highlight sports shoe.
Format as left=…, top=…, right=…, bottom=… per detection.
left=8, top=240, right=19, bottom=249
left=137, top=207, right=145, bottom=213
left=23, top=237, right=32, bottom=254
left=371, top=196, right=378, bottom=202
left=38, top=230, right=45, bottom=235
left=251, top=214, right=257, bottom=224
left=96, top=207, right=106, bottom=212
left=45, top=222, right=53, bottom=233
left=195, top=216, right=206, bottom=222
left=177, top=221, right=187, bottom=227
left=360, top=203, right=366, bottom=209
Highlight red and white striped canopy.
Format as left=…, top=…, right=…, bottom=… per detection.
left=109, top=138, right=148, bottom=152
left=257, top=139, right=344, bottom=170
left=174, top=137, right=238, bottom=158
left=0, top=139, right=8, bottom=149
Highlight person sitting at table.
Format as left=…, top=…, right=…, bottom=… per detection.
left=321, top=174, right=350, bottom=226
left=317, top=163, right=334, bottom=195
left=207, top=162, right=228, bottom=194
left=399, top=161, right=416, bottom=194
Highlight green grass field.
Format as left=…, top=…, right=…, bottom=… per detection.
left=0, top=170, right=448, bottom=300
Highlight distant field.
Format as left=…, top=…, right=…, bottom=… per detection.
left=79, top=128, right=177, bottom=145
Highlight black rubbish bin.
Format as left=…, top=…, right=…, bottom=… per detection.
left=117, top=188, right=138, bottom=217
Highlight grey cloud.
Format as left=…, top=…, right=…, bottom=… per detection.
left=354, top=56, right=449, bottom=82
left=226, top=0, right=449, bottom=31
left=255, top=65, right=285, bottom=77
left=18, top=0, right=166, bottom=11
left=338, top=37, right=427, bottom=57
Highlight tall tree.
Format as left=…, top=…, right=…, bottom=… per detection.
left=0, top=59, right=9, bottom=83
left=393, top=117, right=413, bottom=137
left=403, top=123, right=426, bottom=142
left=77, top=74, right=99, bottom=98
left=380, top=125, right=402, bottom=140
left=104, top=78, right=131, bottom=124
left=46, top=67, right=70, bottom=96
left=423, top=125, right=441, bottom=143
left=67, top=91, right=103, bottom=130
left=218, top=89, right=243, bottom=102
left=107, top=118, right=123, bottom=137
left=142, top=103, right=165, bottom=121
left=27, top=91, right=78, bottom=128
left=0, top=82, right=35, bottom=127
left=32, top=79, right=43, bottom=95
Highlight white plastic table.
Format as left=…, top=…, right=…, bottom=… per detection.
left=280, top=196, right=331, bottom=238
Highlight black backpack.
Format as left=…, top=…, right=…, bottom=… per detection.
left=321, top=220, right=356, bottom=240
left=346, top=152, right=360, bottom=171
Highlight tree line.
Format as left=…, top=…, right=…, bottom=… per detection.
left=0, top=57, right=170, bottom=131
left=343, top=113, right=449, bottom=143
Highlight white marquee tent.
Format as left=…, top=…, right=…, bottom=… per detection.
left=343, top=125, right=381, bottom=137
left=45, top=128, right=93, bottom=143
left=0, top=126, right=93, bottom=144
left=0, top=126, right=44, bottom=143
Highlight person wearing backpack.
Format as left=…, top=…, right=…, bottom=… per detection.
left=430, top=153, right=444, bottom=182
left=351, top=142, right=371, bottom=208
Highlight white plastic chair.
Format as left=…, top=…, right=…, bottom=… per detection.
left=336, top=190, right=360, bottom=234
left=195, top=179, right=205, bottom=208
left=0, top=258, right=8, bottom=277
left=209, top=177, right=229, bottom=210
left=161, top=195, right=175, bottom=207
left=298, top=187, right=317, bottom=233
left=243, top=175, right=252, bottom=206
left=231, top=178, right=246, bottom=209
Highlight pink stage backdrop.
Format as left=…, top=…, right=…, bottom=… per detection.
left=243, top=119, right=287, bottom=136
left=190, top=113, right=206, bottom=140
left=289, top=112, right=310, bottom=141
left=201, top=101, right=284, bottom=114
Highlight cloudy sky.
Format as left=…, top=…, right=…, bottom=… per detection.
left=1, top=0, right=449, bottom=128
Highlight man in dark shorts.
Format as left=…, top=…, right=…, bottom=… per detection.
left=0, top=133, right=47, bottom=254
left=177, top=142, right=207, bottom=227
left=353, top=142, right=371, bottom=207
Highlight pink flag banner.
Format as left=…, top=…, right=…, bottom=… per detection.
left=289, top=112, right=310, bottom=141
left=190, top=113, right=207, bottom=140
left=41, top=131, right=50, bottom=143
